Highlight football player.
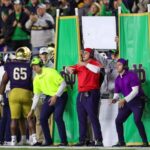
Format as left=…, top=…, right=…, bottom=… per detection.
left=0, top=47, right=38, bottom=146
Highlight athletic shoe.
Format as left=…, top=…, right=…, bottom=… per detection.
left=95, top=140, right=103, bottom=146
left=57, top=142, right=68, bottom=146
left=32, top=142, right=42, bottom=146
left=141, top=142, right=149, bottom=147
left=112, top=142, right=126, bottom=147
left=86, top=140, right=95, bottom=146
left=0, top=141, right=3, bottom=145
left=10, top=140, right=17, bottom=146
left=17, top=140, right=28, bottom=146
left=3, top=141, right=12, bottom=146
left=74, top=141, right=86, bottom=146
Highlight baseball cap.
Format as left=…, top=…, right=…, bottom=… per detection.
left=43, top=0, right=50, bottom=4
left=117, top=58, right=128, bottom=66
left=37, top=3, right=46, bottom=9
left=14, top=0, right=22, bottom=4
left=84, top=48, right=93, bottom=53
left=39, top=47, right=49, bottom=54
left=31, top=57, right=41, bottom=66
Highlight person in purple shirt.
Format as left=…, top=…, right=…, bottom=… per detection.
left=111, top=58, right=148, bottom=147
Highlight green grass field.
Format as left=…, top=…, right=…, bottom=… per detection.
left=0, top=146, right=150, bottom=150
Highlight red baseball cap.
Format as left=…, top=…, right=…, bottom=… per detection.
left=84, top=48, right=92, bottom=53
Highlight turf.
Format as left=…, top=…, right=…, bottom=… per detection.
left=0, top=146, right=150, bottom=150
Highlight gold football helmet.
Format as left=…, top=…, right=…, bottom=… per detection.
left=47, top=46, right=54, bottom=61
left=15, top=47, right=31, bottom=60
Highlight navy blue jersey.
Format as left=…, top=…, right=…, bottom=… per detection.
left=4, top=61, right=33, bottom=91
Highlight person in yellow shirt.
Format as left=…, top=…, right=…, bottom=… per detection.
left=28, top=57, right=68, bottom=146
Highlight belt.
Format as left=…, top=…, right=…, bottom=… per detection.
left=80, top=92, right=89, bottom=97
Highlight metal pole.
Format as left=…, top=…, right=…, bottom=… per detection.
left=147, top=4, right=150, bottom=12
left=118, top=6, right=121, bottom=14
left=56, top=9, right=60, bottom=17
left=75, top=7, right=79, bottom=16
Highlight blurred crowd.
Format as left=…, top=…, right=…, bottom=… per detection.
left=0, top=0, right=149, bottom=54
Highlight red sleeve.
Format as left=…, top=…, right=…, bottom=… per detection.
left=70, top=64, right=79, bottom=74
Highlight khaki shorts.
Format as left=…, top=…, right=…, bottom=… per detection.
left=9, top=88, right=33, bottom=119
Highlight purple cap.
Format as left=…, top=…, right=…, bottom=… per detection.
left=117, top=58, right=127, bottom=66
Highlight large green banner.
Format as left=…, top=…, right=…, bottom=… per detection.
left=53, top=16, right=81, bottom=143
left=119, top=13, right=150, bottom=144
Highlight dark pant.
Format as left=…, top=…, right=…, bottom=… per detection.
left=40, top=92, right=68, bottom=144
left=115, top=98, right=148, bottom=143
left=0, top=93, right=11, bottom=142
left=77, top=89, right=102, bottom=142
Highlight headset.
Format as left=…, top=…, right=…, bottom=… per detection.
left=31, top=57, right=43, bottom=67
left=38, top=60, right=43, bottom=67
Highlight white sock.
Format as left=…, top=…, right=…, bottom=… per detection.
left=29, top=135, right=32, bottom=141
left=21, top=135, right=26, bottom=142
left=32, top=134, right=37, bottom=144
left=29, top=135, right=33, bottom=144
left=11, top=135, right=17, bottom=143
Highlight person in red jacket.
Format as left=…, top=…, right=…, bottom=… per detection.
left=66, top=48, right=103, bottom=146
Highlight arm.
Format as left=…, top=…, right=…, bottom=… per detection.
left=99, top=4, right=112, bottom=16
left=27, top=93, right=40, bottom=119
left=0, top=72, right=9, bottom=95
left=113, top=93, right=120, bottom=100
left=37, top=19, right=51, bottom=27
left=25, top=13, right=38, bottom=29
left=25, top=19, right=34, bottom=29
left=111, top=93, right=120, bottom=103
left=124, top=86, right=139, bottom=102
left=94, top=50, right=108, bottom=67
left=49, top=77, right=67, bottom=106
left=86, top=63, right=100, bottom=73
left=120, top=2, right=130, bottom=13
left=19, top=13, right=30, bottom=32
left=31, top=94, right=40, bottom=110
left=0, top=72, right=9, bottom=104
left=111, top=78, right=120, bottom=104
left=55, top=81, right=67, bottom=97
left=45, top=20, right=54, bottom=29
left=37, top=15, right=54, bottom=28
left=31, top=78, right=42, bottom=110
left=65, top=65, right=77, bottom=74
left=124, top=72, right=140, bottom=102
